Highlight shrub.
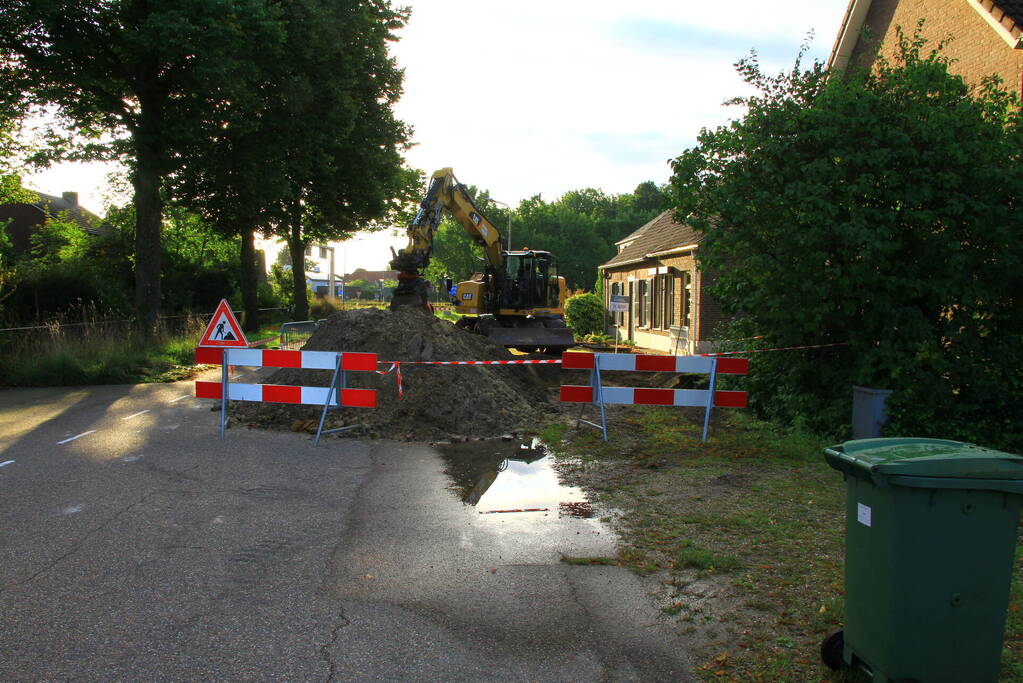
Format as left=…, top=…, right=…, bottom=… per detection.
left=564, top=292, right=604, bottom=337
left=669, top=32, right=1023, bottom=449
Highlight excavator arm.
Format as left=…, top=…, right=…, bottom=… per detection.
left=389, top=168, right=504, bottom=309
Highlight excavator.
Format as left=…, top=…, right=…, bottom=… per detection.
left=389, top=168, right=575, bottom=352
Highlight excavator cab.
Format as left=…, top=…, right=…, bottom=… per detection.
left=501, top=250, right=560, bottom=311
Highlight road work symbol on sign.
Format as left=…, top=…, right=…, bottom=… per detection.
left=198, top=299, right=249, bottom=348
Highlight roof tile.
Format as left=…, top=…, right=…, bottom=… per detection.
left=601, top=210, right=703, bottom=269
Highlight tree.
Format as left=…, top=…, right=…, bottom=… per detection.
left=0, top=0, right=282, bottom=334
left=668, top=32, right=1023, bottom=448
left=257, top=0, right=413, bottom=322
left=511, top=184, right=663, bottom=290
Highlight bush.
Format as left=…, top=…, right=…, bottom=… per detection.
left=310, top=296, right=343, bottom=319
left=564, top=292, right=604, bottom=337
left=669, top=33, right=1023, bottom=450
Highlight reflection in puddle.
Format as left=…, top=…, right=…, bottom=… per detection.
left=437, top=438, right=592, bottom=515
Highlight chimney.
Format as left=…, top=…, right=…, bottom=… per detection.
left=62, top=191, right=78, bottom=206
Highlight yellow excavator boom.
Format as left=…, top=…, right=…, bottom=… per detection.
left=390, top=168, right=503, bottom=275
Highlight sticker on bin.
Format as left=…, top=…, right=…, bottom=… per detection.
left=857, top=503, right=872, bottom=527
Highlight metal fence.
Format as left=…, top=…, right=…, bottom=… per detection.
left=279, top=319, right=327, bottom=350
left=0, top=307, right=292, bottom=353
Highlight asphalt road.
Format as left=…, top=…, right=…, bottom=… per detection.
left=0, top=373, right=693, bottom=681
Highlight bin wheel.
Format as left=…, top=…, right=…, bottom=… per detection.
left=820, top=629, right=845, bottom=671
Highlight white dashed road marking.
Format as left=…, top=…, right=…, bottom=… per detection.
left=122, top=410, right=150, bottom=421
left=57, top=431, right=96, bottom=445
left=0, top=460, right=14, bottom=468
left=170, top=395, right=189, bottom=403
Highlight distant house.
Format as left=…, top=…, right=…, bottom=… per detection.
left=0, top=190, right=107, bottom=255
left=829, top=0, right=1023, bottom=89
left=340, top=268, right=398, bottom=300
left=598, top=210, right=728, bottom=355
left=342, top=268, right=398, bottom=285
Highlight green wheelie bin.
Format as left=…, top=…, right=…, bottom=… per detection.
left=821, top=438, right=1023, bottom=682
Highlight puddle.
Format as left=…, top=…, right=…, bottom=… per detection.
left=436, top=438, right=594, bottom=517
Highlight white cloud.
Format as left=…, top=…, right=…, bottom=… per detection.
left=19, top=0, right=851, bottom=270
left=393, top=0, right=849, bottom=205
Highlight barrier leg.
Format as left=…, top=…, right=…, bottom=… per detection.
left=220, top=349, right=229, bottom=439
left=314, top=355, right=342, bottom=446
left=701, top=357, right=718, bottom=443
left=575, top=357, right=608, bottom=441
left=315, top=356, right=365, bottom=445
left=594, top=355, right=608, bottom=441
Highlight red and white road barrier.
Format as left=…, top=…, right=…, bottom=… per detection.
left=559, top=351, right=748, bottom=442
left=195, top=347, right=377, bottom=370
left=195, top=381, right=376, bottom=407
left=558, top=385, right=748, bottom=408
left=562, top=351, right=748, bottom=375
left=195, top=347, right=378, bottom=445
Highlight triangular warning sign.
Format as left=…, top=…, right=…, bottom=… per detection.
left=198, top=299, right=249, bottom=348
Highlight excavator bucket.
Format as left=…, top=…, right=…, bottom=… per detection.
left=482, top=325, right=576, bottom=350
left=389, top=275, right=430, bottom=311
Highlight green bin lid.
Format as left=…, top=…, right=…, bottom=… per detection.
left=823, top=438, right=1023, bottom=492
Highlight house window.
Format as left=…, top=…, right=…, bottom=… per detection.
left=637, top=280, right=648, bottom=327
left=661, top=274, right=675, bottom=329
left=610, top=282, right=620, bottom=326
left=304, top=246, right=312, bottom=256
left=640, top=279, right=654, bottom=327
left=681, top=271, right=692, bottom=328
left=319, top=246, right=328, bottom=259
left=651, top=273, right=675, bottom=330
left=651, top=277, right=661, bottom=329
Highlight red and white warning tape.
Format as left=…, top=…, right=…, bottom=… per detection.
left=379, top=359, right=561, bottom=365
left=246, top=334, right=280, bottom=348
left=375, top=362, right=405, bottom=400
left=700, top=342, right=847, bottom=357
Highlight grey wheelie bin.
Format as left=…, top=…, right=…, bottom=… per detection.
left=821, top=438, right=1023, bottom=682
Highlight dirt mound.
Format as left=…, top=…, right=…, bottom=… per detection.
left=234, top=308, right=560, bottom=440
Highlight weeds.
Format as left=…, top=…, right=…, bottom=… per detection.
left=554, top=405, right=1023, bottom=681
left=0, top=315, right=208, bottom=386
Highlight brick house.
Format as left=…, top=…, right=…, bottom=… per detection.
left=830, top=0, right=1023, bottom=88
left=598, top=210, right=728, bottom=354
left=0, top=190, right=107, bottom=255
left=339, top=268, right=398, bottom=300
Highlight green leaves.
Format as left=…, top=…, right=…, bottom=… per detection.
left=669, top=35, right=1023, bottom=449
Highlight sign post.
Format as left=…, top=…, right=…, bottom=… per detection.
left=608, top=295, right=629, bottom=353
left=197, top=300, right=249, bottom=439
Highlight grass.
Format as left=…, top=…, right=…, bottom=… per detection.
left=550, top=406, right=1023, bottom=682
left=0, top=318, right=286, bottom=386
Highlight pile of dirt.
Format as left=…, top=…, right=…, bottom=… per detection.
left=233, top=308, right=561, bottom=440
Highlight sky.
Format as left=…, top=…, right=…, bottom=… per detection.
left=21, top=0, right=851, bottom=272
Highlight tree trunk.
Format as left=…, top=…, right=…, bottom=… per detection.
left=132, top=145, right=163, bottom=338
left=288, top=206, right=309, bottom=321
left=239, top=227, right=260, bottom=332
